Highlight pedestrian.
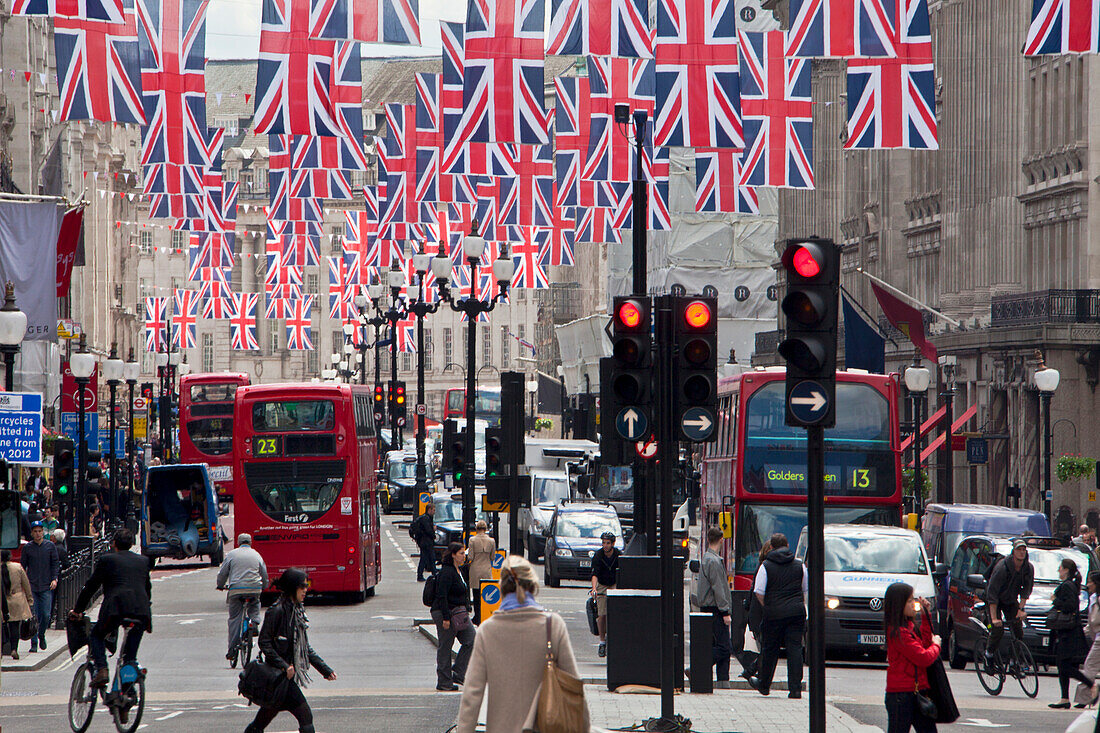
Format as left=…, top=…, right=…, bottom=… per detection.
left=1050, top=558, right=1091, bottom=708
left=1073, top=572, right=1100, bottom=707
left=431, top=542, right=475, bottom=691
left=695, top=527, right=734, bottom=688
left=753, top=532, right=807, bottom=698
left=52, top=529, right=69, bottom=569
left=410, top=502, right=437, bottom=581
left=40, top=506, right=59, bottom=533
left=217, top=533, right=269, bottom=663
left=589, top=531, right=621, bottom=658
left=467, top=520, right=496, bottom=625
left=20, top=521, right=58, bottom=653
left=984, top=538, right=1033, bottom=663
left=733, top=540, right=772, bottom=685
left=1073, top=525, right=1091, bottom=545
left=456, top=555, right=588, bottom=733
left=883, top=582, right=941, bottom=733
left=1, top=549, right=33, bottom=660
left=245, top=568, right=337, bottom=733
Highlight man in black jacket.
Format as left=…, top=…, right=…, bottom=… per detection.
left=411, top=502, right=437, bottom=581
left=753, top=533, right=808, bottom=698
left=985, top=539, right=1034, bottom=661
left=71, top=529, right=152, bottom=686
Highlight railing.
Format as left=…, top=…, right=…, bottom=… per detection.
left=991, top=289, right=1100, bottom=327
left=52, top=535, right=112, bottom=630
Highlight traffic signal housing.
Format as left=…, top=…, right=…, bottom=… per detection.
left=608, top=296, right=652, bottom=443
left=672, top=295, right=718, bottom=442
left=443, top=419, right=467, bottom=484
left=777, top=238, right=840, bottom=428
left=53, top=438, right=75, bottom=509
left=389, top=381, right=407, bottom=427
left=485, top=427, right=504, bottom=479
left=373, top=384, right=385, bottom=425
left=85, top=449, right=103, bottom=483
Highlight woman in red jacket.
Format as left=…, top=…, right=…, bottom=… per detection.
left=884, top=581, right=942, bottom=733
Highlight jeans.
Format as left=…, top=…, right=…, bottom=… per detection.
left=987, top=603, right=1024, bottom=654
left=30, top=590, right=52, bottom=649
left=89, top=620, right=144, bottom=674
left=704, top=608, right=732, bottom=681
left=227, top=595, right=261, bottom=655
left=432, top=609, right=474, bottom=686
left=417, top=542, right=437, bottom=580
left=757, top=615, right=804, bottom=695
left=885, top=691, right=937, bottom=733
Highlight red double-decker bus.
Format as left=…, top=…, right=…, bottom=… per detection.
left=179, top=373, right=251, bottom=498
left=700, top=368, right=904, bottom=599
left=233, top=383, right=381, bottom=600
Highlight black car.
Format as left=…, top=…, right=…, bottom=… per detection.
left=543, top=503, right=623, bottom=588
left=430, top=492, right=490, bottom=559
left=380, top=452, right=418, bottom=514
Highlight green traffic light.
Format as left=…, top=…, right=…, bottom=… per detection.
left=58, top=484, right=69, bottom=496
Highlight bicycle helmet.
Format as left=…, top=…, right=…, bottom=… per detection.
left=600, top=531, right=616, bottom=542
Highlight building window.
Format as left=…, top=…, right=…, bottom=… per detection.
left=401, top=351, right=412, bottom=372
left=139, top=230, right=153, bottom=255
left=214, top=115, right=239, bottom=136
left=380, top=349, right=390, bottom=374
left=443, top=328, right=452, bottom=366
left=201, top=333, right=214, bottom=372
left=270, top=329, right=279, bottom=355
left=501, top=326, right=510, bottom=367
left=307, top=346, right=318, bottom=374
left=307, top=274, right=319, bottom=309
left=481, top=326, right=491, bottom=365
left=224, top=166, right=239, bottom=182
left=424, top=330, right=433, bottom=371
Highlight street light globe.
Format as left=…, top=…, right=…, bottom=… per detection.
left=493, top=249, right=515, bottom=284
left=0, top=283, right=27, bottom=347
left=154, top=351, right=169, bottom=369
left=342, top=321, right=355, bottom=337
left=168, top=350, right=181, bottom=366
left=354, top=293, right=369, bottom=309
left=412, top=251, right=431, bottom=274
left=463, top=233, right=486, bottom=262
left=1036, top=366, right=1061, bottom=393
left=431, top=253, right=452, bottom=281
left=343, top=342, right=354, bottom=355
left=526, top=379, right=538, bottom=394
left=124, top=360, right=140, bottom=383
left=321, top=369, right=337, bottom=381
left=386, top=265, right=405, bottom=290
left=556, top=365, right=564, bottom=377
left=71, top=351, right=96, bottom=380
left=367, top=282, right=384, bottom=300
left=104, top=354, right=125, bottom=384
left=338, top=360, right=348, bottom=371
left=331, top=352, right=341, bottom=365
left=178, top=361, right=191, bottom=376
left=903, top=365, right=931, bottom=393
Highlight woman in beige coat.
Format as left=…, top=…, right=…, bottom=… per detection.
left=467, top=521, right=496, bottom=624
left=1074, top=571, right=1100, bottom=706
left=2, top=549, right=33, bottom=660
left=457, top=555, right=589, bottom=733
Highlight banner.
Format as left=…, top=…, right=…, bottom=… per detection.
left=56, top=207, right=84, bottom=296
left=0, top=201, right=62, bottom=341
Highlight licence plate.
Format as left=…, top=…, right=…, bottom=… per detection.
left=578, top=560, right=590, bottom=568
left=1042, top=635, right=1050, bottom=646
left=858, top=634, right=885, bottom=645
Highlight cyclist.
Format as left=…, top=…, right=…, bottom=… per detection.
left=984, top=538, right=1034, bottom=664
left=70, top=528, right=152, bottom=688
left=216, top=533, right=268, bottom=662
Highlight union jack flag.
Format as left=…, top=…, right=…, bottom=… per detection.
left=137, top=0, right=208, bottom=172
left=285, top=297, right=315, bottom=350
left=328, top=255, right=359, bottom=319
left=253, top=0, right=339, bottom=136
left=309, top=0, right=420, bottom=43
left=653, top=0, right=741, bottom=149
left=55, top=12, right=146, bottom=124
left=393, top=314, right=417, bottom=353
left=540, top=195, right=575, bottom=267
left=546, top=0, right=653, bottom=57
left=229, top=292, right=260, bottom=350
left=265, top=283, right=301, bottom=319
left=508, top=228, right=550, bottom=289
left=554, top=76, right=591, bottom=165
left=586, top=55, right=655, bottom=182
left=454, top=0, right=549, bottom=146
left=574, top=206, right=619, bottom=244
left=845, top=0, right=936, bottom=150
left=144, top=296, right=168, bottom=351
left=1025, top=0, right=1100, bottom=54
left=738, top=30, right=814, bottom=189
left=171, top=289, right=198, bottom=349
left=365, top=235, right=404, bottom=269
left=500, top=144, right=553, bottom=226
left=647, top=146, right=672, bottom=230
left=555, top=150, right=596, bottom=208
left=200, top=279, right=234, bottom=319
left=12, top=0, right=127, bottom=21
left=786, top=0, right=897, bottom=58
left=694, top=149, right=760, bottom=213
left=187, top=232, right=233, bottom=280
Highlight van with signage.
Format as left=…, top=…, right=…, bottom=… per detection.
left=920, top=504, right=1051, bottom=569
left=796, top=524, right=936, bottom=657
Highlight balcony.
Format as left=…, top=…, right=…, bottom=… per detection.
left=991, top=289, right=1100, bottom=327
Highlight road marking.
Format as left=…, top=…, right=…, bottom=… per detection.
left=155, top=711, right=185, bottom=721
left=384, top=527, right=415, bottom=570
left=177, top=619, right=201, bottom=625
left=151, top=568, right=206, bottom=582
left=959, top=720, right=1010, bottom=728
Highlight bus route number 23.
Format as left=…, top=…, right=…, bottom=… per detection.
left=254, top=437, right=279, bottom=456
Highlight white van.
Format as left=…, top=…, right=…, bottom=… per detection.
left=795, top=524, right=936, bottom=656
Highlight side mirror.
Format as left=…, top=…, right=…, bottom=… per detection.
left=967, top=574, right=987, bottom=589
left=688, top=559, right=700, bottom=574
left=542, top=527, right=551, bottom=537
left=932, top=563, right=949, bottom=578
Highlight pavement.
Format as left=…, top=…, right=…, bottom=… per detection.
left=2, top=627, right=69, bottom=672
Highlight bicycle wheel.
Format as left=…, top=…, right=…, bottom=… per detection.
left=972, top=637, right=1004, bottom=696
left=1012, top=640, right=1039, bottom=698
left=68, top=663, right=96, bottom=733
left=112, top=678, right=145, bottom=733
left=241, top=631, right=253, bottom=667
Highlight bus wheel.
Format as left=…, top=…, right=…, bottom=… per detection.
left=364, top=585, right=376, bottom=598
left=209, top=544, right=224, bottom=566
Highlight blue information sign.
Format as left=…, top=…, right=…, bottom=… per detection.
left=966, top=437, right=988, bottom=465
left=61, top=411, right=99, bottom=448
left=0, top=392, right=42, bottom=464
left=615, top=407, right=648, bottom=441
left=481, top=583, right=500, bottom=605
left=98, top=428, right=126, bottom=459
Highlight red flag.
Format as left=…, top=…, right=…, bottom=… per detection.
left=56, top=207, right=84, bottom=296
left=870, top=281, right=936, bottom=362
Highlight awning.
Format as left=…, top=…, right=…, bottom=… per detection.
left=900, top=404, right=947, bottom=453
left=904, top=403, right=979, bottom=467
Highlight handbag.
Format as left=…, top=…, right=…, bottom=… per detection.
left=19, top=616, right=37, bottom=642
left=585, top=595, right=599, bottom=636
left=925, top=657, right=960, bottom=723
left=238, top=657, right=289, bottom=709
left=451, top=607, right=472, bottom=633
left=535, top=615, right=588, bottom=733
left=1047, top=608, right=1079, bottom=631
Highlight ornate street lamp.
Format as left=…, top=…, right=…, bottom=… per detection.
left=124, top=351, right=140, bottom=530
left=0, top=282, right=27, bottom=392
left=903, top=358, right=931, bottom=514
left=70, top=335, right=96, bottom=535
left=1035, top=353, right=1061, bottom=527
left=104, top=344, right=125, bottom=524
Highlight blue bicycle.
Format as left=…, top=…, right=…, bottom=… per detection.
left=230, top=595, right=259, bottom=669
left=68, top=616, right=146, bottom=733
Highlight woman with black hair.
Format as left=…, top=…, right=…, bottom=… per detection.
left=246, top=569, right=336, bottom=733
left=1049, top=558, right=1090, bottom=708
left=432, top=542, right=475, bottom=691
left=883, top=581, right=941, bottom=733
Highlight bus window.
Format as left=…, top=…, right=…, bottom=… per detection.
left=243, top=460, right=345, bottom=524
left=252, top=400, right=336, bottom=432
left=447, top=390, right=464, bottom=413
left=185, top=417, right=233, bottom=456
left=191, top=383, right=238, bottom=403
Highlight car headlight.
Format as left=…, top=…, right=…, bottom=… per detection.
left=435, top=529, right=446, bottom=543
left=531, top=517, right=545, bottom=532
left=826, top=596, right=840, bottom=610
left=555, top=548, right=572, bottom=557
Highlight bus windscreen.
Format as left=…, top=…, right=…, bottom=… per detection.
left=252, top=400, right=336, bottom=432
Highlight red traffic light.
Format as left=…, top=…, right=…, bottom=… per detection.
left=782, top=242, right=826, bottom=279
left=683, top=300, right=712, bottom=329
left=617, top=299, right=644, bottom=329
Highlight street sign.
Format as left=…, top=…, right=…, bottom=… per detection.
left=636, top=438, right=657, bottom=459
left=615, top=407, right=648, bottom=441
left=966, top=438, right=988, bottom=465
left=417, top=491, right=431, bottom=516
left=679, top=407, right=715, bottom=442
left=1090, top=491, right=1097, bottom=503
left=0, top=392, right=42, bottom=464
left=490, top=549, right=506, bottom=580
left=60, top=411, right=98, bottom=447
left=481, top=496, right=509, bottom=513
left=57, top=319, right=82, bottom=340
left=132, top=396, right=148, bottom=411
left=479, top=580, right=502, bottom=621
left=787, top=379, right=830, bottom=425
left=416, top=403, right=426, bottom=415
left=98, top=428, right=126, bottom=458
left=133, top=416, right=147, bottom=440
left=61, top=361, right=98, bottom=413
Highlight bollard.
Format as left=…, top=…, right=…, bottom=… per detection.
left=689, top=612, right=714, bottom=693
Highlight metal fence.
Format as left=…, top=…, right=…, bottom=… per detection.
left=991, top=289, right=1100, bottom=327
left=52, top=535, right=112, bottom=630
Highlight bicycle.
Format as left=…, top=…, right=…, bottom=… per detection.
left=229, top=595, right=259, bottom=669
left=968, top=602, right=1039, bottom=698
left=67, top=616, right=146, bottom=733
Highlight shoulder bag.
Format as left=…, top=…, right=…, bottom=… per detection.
left=238, top=656, right=289, bottom=709
left=925, top=656, right=960, bottom=723
left=535, top=614, right=588, bottom=733
left=1048, top=608, right=1079, bottom=630
left=19, top=615, right=37, bottom=641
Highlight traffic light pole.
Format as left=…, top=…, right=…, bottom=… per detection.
left=631, top=110, right=652, bottom=557
left=807, top=424, right=826, bottom=732
left=655, top=296, right=676, bottom=723
left=75, top=375, right=89, bottom=537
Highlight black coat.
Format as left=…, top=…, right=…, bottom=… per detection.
left=431, top=563, right=469, bottom=620
left=258, top=597, right=332, bottom=677
left=1053, top=578, right=1088, bottom=664
left=74, top=551, right=153, bottom=632
left=412, top=513, right=435, bottom=548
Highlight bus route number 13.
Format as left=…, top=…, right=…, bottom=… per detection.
left=850, top=468, right=872, bottom=490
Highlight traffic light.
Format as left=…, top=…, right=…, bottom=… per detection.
left=389, top=380, right=407, bottom=427
left=85, top=449, right=103, bottom=483
left=443, top=419, right=467, bottom=483
left=373, top=384, right=385, bottom=425
left=598, top=357, right=624, bottom=465
left=777, top=237, right=840, bottom=428
left=485, top=427, right=504, bottom=478
left=672, top=295, right=719, bottom=442
left=53, top=438, right=75, bottom=509
left=608, top=296, right=652, bottom=444
left=141, top=382, right=153, bottom=401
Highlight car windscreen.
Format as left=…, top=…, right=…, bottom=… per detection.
left=817, top=534, right=927, bottom=575
left=388, top=461, right=417, bottom=480
left=995, top=544, right=1092, bottom=583
left=556, top=512, right=621, bottom=539
left=434, top=499, right=463, bottom=522
left=533, top=477, right=570, bottom=505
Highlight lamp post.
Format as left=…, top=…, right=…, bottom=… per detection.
left=1035, top=353, right=1060, bottom=527
left=71, top=335, right=96, bottom=536
left=154, top=346, right=168, bottom=460
left=124, top=351, right=139, bottom=530
left=166, top=350, right=181, bottom=463
left=369, top=265, right=412, bottom=443
left=104, top=344, right=125, bottom=524
left=0, top=282, right=27, bottom=392
left=403, top=243, right=442, bottom=500
left=435, top=220, right=514, bottom=543
left=903, top=358, right=931, bottom=514
left=526, top=378, right=539, bottom=433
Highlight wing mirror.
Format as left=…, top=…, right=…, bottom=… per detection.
left=967, top=574, right=987, bottom=589
left=688, top=559, right=700, bottom=574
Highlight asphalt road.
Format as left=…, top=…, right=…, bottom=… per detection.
left=0, top=510, right=1092, bottom=732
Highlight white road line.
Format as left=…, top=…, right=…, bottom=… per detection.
left=155, top=711, right=185, bottom=721
left=384, top=528, right=416, bottom=570
left=151, top=568, right=206, bottom=583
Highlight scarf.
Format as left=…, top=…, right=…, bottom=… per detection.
left=499, top=591, right=542, bottom=612
left=289, top=600, right=312, bottom=687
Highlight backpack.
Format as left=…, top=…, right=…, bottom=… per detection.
left=409, top=517, right=421, bottom=542
left=422, top=573, right=437, bottom=607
